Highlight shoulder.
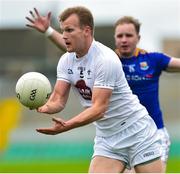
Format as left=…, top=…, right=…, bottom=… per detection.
left=57, top=52, right=75, bottom=68
left=137, top=50, right=171, bottom=68
left=145, top=52, right=171, bottom=63
left=137, top=48, right=171, bottom=59
left=58, top=52, right=74, bottom=62
left=93, top=41, right=120, bottom=63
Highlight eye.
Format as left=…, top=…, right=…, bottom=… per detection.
left=65, top=28, right=74, bottom=33
left=116, top=34, right=123, bottom=38
left=126, top=34, right=133, bottom=37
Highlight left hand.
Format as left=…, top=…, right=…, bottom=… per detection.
left=26, top=8, right=51, bottom=33
left=36, top=117, right=68, bottom=135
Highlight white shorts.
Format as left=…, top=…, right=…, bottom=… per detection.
left=92, top=115, right=161, bottom=169
left=158, top=127, right=171, bottom=162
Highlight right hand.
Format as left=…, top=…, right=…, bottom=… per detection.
left=37, top=103, right=62, bottom=114
left=25, top=8, right=51, bottom=33
left=37, top=104, right=50, bottom=113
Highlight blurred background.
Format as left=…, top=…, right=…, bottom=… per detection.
left=0, top=0, right=180, bottom=172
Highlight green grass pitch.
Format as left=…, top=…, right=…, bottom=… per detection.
left=0, top=158, right=180, bottom=173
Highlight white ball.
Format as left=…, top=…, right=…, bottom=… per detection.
left=15, top=72, right=52, bottom=109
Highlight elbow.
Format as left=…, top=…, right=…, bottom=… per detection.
left=95, top=105, right=108, bottom=120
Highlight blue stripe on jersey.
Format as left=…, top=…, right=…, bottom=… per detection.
left=119, top=48, right=171, bottom=129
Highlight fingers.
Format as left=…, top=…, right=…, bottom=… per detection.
left=25, top=15, right=35, bottom=28
left=52, top=117, right=66, bottom=126
left=25, top=8, right=37, bottom=25
left=37, top=105, right=50, bottom=113
left=36, top=117, right=66, bottom=135
left=37, top=107, right=43, bottom=112
left=26, top=24, right=34, bottom=29
left=47, top=12, right=51, bottom=20
left=34, top=8, right=40, bottom=17
left=30, top=10, right=36, bottom=18
left=36, top=128, right=58, bottom=135
left=25, top=16, right=34, bottom=23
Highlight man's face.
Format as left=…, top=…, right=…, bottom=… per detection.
left=60, top=14, right=87, bottom=56
left=114, top=23, right=140, bottom=57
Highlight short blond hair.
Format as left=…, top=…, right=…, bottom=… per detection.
left=59, top=6, right=94, bottom=34
left=114, top=16, right=141, bottom=34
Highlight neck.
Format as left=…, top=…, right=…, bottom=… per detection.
left=76, top=37, right=93, bottom=58
left=115, top=48, right=137, bottom=58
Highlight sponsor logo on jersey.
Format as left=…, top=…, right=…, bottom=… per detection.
left=68, top=69, right=73, bottom=74
left=75, top=79, right=92, bottom=100
left=126, top=75, right=152, bottom=81
left=145, top=74, right=153, bottom=78
left=140, top=61, right=149, bottom=70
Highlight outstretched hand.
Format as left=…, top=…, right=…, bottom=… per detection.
left=36, top=117, right=69, bottom=135
left=26, top=8, right=51, bottom=33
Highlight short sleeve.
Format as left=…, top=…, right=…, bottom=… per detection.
left=57, top=53, right=71, bottom=83
left=154, top=53, right=171, bottom=70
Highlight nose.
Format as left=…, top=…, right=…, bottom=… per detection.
left=121, top=35, right=127, bottom=42
left=62, top=31, right=68, bottom=40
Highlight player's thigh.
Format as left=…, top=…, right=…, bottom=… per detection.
left=89, top=155, right=125, bottom=173
left=134, top=158, right=163, bottom=173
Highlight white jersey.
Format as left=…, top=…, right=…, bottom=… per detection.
left=57, top=40, right=149, bottom=137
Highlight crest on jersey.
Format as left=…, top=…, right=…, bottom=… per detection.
left=78, top=67, right=85, bottom=78
left=87, top=69, right=92, bottom=79
left=140, top=61, right=149, bottom=70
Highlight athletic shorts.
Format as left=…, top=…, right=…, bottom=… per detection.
left=92, top=115, right=161, bottom=170
left=158, top=127, right=171, bottom=162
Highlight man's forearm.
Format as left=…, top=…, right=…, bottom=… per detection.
left=45, top=27, right=66, bottom=51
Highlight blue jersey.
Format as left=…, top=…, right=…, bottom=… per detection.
left=116, top=48, right=171, bottom=129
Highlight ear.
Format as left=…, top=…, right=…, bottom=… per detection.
left=84, top=26, right=92, bottom=36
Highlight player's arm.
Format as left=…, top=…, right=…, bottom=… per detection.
left=38, top=80, right=71, bottom=114
left=36, top=87, right=112, bottom=135
left=166, top=57, right=180, bottom=72
left=66, top=87, right=111, bottom=127
left=26, top=8, right=66, bottom=51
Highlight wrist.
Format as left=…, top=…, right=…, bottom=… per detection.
left=45, top=26, right=54, bottom=37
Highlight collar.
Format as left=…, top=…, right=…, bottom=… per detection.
left=115, top=48, right=147, bottom=58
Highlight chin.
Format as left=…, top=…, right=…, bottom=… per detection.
left=66, top=48, right=73, bottom=53
left=121, top=52, right=131, bottom=57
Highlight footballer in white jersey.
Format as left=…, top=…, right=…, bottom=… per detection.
left=57, top=40, right=150, bottom=136
left=57, top=40, right=161, bottom=169
left=28, top=6, right=162, bottom=172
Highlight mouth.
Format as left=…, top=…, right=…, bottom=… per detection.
left=65, top=42, right=71, bottom=47
left=121, top=45, right=129, bottom=50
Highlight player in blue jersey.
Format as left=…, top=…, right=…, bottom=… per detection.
left=114, top=16, right=180, bottom=172
left=26, top=9, right=180, bottom=172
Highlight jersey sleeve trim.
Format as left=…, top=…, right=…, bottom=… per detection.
left=94, top=85, right=114, bottom=90
left=57, top=78, right=71, bottom=84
